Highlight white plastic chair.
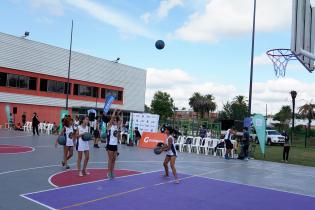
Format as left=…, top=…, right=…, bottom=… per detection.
left=191, top=137, right=202, bottom=154
left=216, top=139, right=226, bottom=157
left=181, top=136, right=193, bottom=153
left=207, top=139, right=217, bottom=156
left=231, top=140, right=238, bottom=158
left=46, top=124, right=53, bottom=135
left=23, top=122, right=30, bottom=132
left=175, top=136, right=184, bottom=152
left=199, top=138, right=211, bottom=155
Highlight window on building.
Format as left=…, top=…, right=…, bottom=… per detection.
left=100, top=88, right=123, bottom=101
left=118, top=91, right=123, bottom=101
left=29, top=77, right=37, bottom=90
left=47, top=80, right=65, bottom=93
left=0, top=72, right=37, bottom=90
left=0, top=72, right=7, bottom=86
left=7, top=74, right=18, bottom=88
left=74, top=84, right=98, bottom=97
left=40, top=79, right=71, bottom=94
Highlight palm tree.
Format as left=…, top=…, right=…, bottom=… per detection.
left=204, top=94, right=217, bottom=119
left=298, top=103, right=315, bottom=135
left=233, top=95, right=247, bottom=106
left=189, top=92, right=203, bottom=119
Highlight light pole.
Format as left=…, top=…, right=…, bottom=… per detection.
left=290, top=90, right=297, bottom=144
left=248, top=0, right=257, bottom=116
left=65, top=20, right=74, bottom=110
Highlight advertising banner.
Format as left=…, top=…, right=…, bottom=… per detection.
left=139, top=132, right=167, bottom=149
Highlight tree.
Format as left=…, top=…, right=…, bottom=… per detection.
left=273, top=105, right=291, bottom=130
left=181, top=107, right=186, bottom=111
left=189, top=92, right=203, bottom=118
left=298, top=103, right=315, bottom=135
left=150, top=91, right=174, bottom=120
left=218, top=95, right=248, bottom=121
left=189, top=92, right=217, bottom=119
left=144, top=104, right=151, bottom=113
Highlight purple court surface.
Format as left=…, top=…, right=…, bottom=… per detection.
left=22, top=171, right=315, bottom=210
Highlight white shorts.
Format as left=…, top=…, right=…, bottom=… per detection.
left=66, top=138, right=74, bottom=147
left=77, top=139, right=89, bottom=151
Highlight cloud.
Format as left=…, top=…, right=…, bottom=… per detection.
left=254, top=53, right=271, bottom=66
left=157, top=0, right=184, bottom=18
left=252, top=78, right=315, bottom=114
left=140, top=12, right=151, bottom=24
left=146, top=69, right=315, bottom=115
left=146, top=67, right=237, bottom=109
left=170, top=0, right=291, bottom=43
left=141, top=0, right=184, bottom=23
left=29, top=0, right=64, bottom=16
left=65, top=0, right=153, bottom=39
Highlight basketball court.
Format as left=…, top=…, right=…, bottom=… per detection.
left=1, top=129, right=315, bottom=210
left=2, top=0, right=315, bottom=209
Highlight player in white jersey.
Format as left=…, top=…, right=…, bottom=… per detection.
left=75, top=116, right=90, bottom=177
left=55, top=116, right=75, bottom=169
left=106, top=109, right=120, bottom=179
left=160, top=126, right=179, bottom=184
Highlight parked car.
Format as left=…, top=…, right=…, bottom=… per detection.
left=253, top=130, right=285, bottom=146
left=265, top=130, right=285, bottom=145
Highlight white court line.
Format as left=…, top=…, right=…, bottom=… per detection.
left=20, top=194, right=57, bottom=210
left=20, top=168, right=315, bottom=210
left=47, top=167, right=141, bottom=188
left=194, top=174, right=315, bottom=198
left=0, top=144, right=35, bottom=155
left=21, top=169, right=161, bottom=196
left=0, top=135, right=33, bottom=139
left=0, top=161, right=239, bottom=176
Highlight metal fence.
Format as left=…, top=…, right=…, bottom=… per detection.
left=159, top=119, right=221, bottom=138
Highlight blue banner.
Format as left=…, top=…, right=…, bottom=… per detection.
left=103, top=95, right=115, bottom=115
left=253, top=114, right=266, bottom=155
left=243, top=117, right=252, bottom=128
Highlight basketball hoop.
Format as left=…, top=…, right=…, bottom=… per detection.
left=266, top=49, right=296, bottom=77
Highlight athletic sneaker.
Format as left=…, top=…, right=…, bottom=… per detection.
left=111, top=172, right=115, bottom=179
left=79, top=171, right=83, bottom=177
left=83, top=170, right=90, bottom=175
left=224, top=155, right=230, bottom=160
left=107, top=172, right=111, bottom=179
left=61, top=161, right=65, bottom=167
left=65, top=165, right=70, bottom=169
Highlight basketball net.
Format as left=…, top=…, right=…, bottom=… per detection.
left=266, top=49, right=296, bottom=77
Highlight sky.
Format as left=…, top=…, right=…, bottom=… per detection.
left=1, top=0, right=315, bottom=115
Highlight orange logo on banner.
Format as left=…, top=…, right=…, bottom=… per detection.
left=139, top=132, right=167, bottom=149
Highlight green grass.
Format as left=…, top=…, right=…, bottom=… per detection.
left=249, top=134, right=315, bottom=167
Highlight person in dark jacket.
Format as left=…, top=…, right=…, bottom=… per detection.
left=32, top=112, right=40, bottom=136
left=134, top=127, right=141, bottom=146
left=282, top=131, right=290, bottom=162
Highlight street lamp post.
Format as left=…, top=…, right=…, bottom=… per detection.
left=65, top=20, right=74, bottom=111
left=290, top=90, right=297, bottom=144
left=248, top=0, right=257, bottom=116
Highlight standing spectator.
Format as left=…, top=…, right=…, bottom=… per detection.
left=93, top=117, right=100, bottom=148
left=242, top=127, right=250, bottom=160
left=224, top=127, right=236, bottom=159
left=199, top=125, right=207, bottom=139
left=134, top=127, right=141, bottom=146
left=282, top=131, right=290, bottom=162
left=32, top=112, right=40, bottom=136
left=22, top=112, right=26, bottom=126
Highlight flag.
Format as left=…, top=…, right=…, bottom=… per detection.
left=103, top=95, right=115, bottom=115
left=128, top=113, right=134, bottom=144
left=253, top=114, right=266, bottom=155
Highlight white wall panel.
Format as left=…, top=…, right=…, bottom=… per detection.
left=0, top=33, right=146, bottom=112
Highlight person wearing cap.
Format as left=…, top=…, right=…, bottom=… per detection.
left=160, top=126, right=179, bottom=184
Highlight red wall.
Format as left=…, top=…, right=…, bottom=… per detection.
left=0, top=103, right=71, bottom=126
left=0, top=66, right=123, bottom=105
